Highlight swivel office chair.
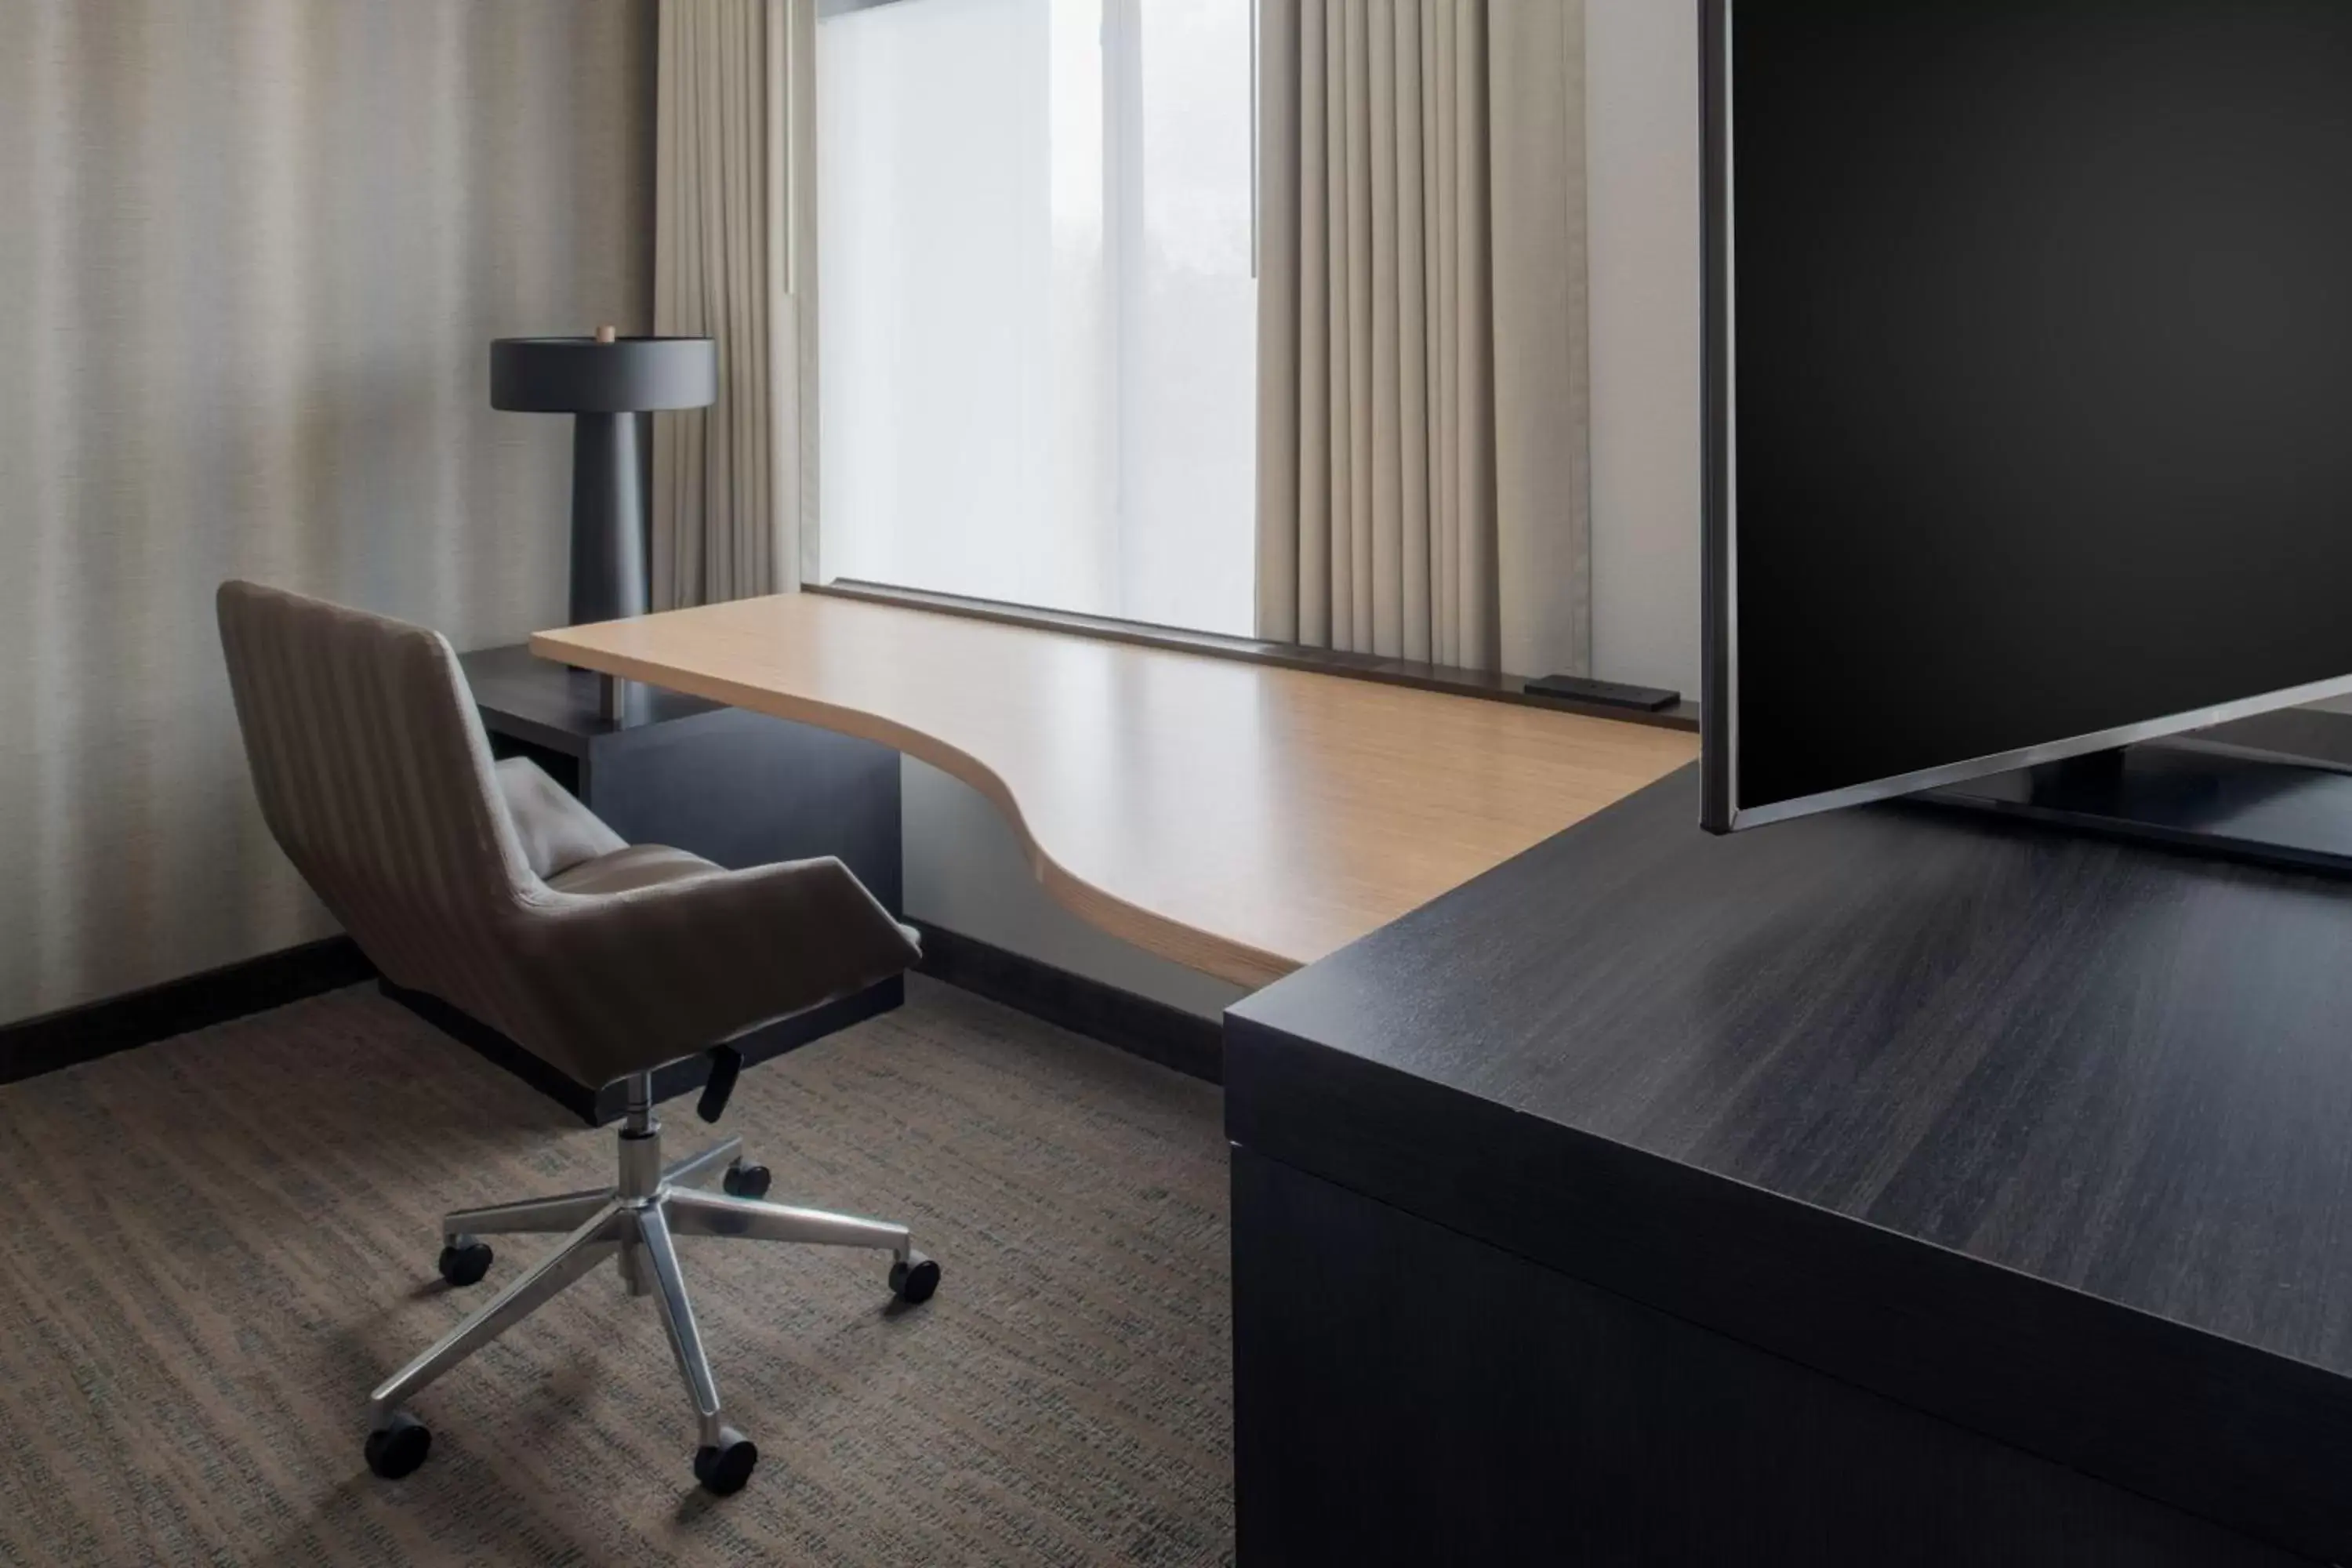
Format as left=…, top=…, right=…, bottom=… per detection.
left=216, top=580, right=932, bottom=1495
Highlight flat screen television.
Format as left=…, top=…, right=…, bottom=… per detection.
left=1701, top=0, right=2352, bottom=833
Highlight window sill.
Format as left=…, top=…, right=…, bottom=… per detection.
left=805, top=579, right=1700, bottom=734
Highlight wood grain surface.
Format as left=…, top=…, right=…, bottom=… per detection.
left=534, top=593, right=1696, bottom=986
left=1229, top=765, right=2352, bottom=1559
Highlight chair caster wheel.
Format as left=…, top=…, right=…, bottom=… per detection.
left=437, top=1236, right=493, bottom=1287
left=722, top=1160, right=772, bottom=1200
left=365, top=1411, right=431, bottom=1479
left=693, top=1427, right=759, bottom=1495
left=889, top=1252, right=941, bottom=1305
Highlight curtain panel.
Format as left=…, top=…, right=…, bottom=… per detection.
left=653, top=0, right=818, bottom=608
left=1256, top=0, right=1592, bottom=677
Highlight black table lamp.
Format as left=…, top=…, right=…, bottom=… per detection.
left=491, top=328, right=717, bottom=625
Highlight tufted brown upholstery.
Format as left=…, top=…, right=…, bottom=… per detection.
left=216, top=580, right=920, bottom=1090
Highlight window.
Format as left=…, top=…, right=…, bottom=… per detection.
left=816, top=0, right=1258, bottom=636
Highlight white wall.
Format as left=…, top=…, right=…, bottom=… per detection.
left=1586, top=0, right=1703, bottom=700
left=902, top=1, right=1704, bottom=1014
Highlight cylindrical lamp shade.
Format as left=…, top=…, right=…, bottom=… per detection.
left=491, top=336, right=717, bottom=413
left=490, top=336, right=717, bottom=627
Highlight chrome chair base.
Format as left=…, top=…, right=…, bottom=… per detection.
left=363, top=1074, right=937, bottom=1493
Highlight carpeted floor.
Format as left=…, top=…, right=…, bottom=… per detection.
left=0, top=977, right=1233, bottom=1566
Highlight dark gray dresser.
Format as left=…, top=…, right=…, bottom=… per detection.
left=1228, top=764, right=2352, bottom=1565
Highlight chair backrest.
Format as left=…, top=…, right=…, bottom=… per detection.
left=216, top=580, right=535, bottom=990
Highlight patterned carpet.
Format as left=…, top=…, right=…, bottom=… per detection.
left=0, top=978, right=1233, bottom=1565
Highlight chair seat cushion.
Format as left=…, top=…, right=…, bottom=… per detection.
left=546, top=843, right=722, bottom=897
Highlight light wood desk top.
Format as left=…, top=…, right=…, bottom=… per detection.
left=534, top=594, right=1698, bottom=989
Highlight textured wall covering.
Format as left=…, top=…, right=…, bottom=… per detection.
left=0, top=0, right=655, bottom=1026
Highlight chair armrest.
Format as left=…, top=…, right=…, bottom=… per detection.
left=491, top=855, right=923, bottom=1088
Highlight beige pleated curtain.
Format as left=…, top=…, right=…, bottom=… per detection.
left=1257, top=0, right=1592, bottom=677
left=652, top=0, right=817, bottom=608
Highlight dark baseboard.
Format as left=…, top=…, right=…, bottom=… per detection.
left=0, top=936, right=376, bottom=1085
left=379, top=976, right=906, bottom=1126
left=913, top=923, right=1224, bottom=1085
left=0, top=920, right=1217, bottom=1108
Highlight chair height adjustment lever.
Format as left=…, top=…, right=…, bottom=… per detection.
left=697, top=1046, right=744, bottom=1124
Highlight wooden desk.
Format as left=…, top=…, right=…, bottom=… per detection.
left=532, top=593, right=1697, bottom=987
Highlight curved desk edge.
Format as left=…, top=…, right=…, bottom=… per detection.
left=529, top=628, right=1302, bottom=989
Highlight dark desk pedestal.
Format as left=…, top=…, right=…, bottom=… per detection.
left=1227, top=767, right=2352, bottom=1566
left=386, top=645, right=903, bottom=1125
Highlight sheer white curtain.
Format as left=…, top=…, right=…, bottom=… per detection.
left=816, top=0, right=1258, bottom=635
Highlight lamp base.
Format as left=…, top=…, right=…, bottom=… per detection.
left=570, top=412, right=647, bottom=626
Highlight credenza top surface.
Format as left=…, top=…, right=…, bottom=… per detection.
left=1233, top=763, right=2352, bottom=1381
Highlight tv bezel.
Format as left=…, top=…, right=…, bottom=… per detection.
left=1697, top=0, right=2352, bottom=835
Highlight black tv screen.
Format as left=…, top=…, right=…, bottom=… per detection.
left=1701, top=0, right=2352, bottom=831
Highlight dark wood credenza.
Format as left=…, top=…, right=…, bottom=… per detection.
left=1227, top=763, right=2352, bottom=1566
